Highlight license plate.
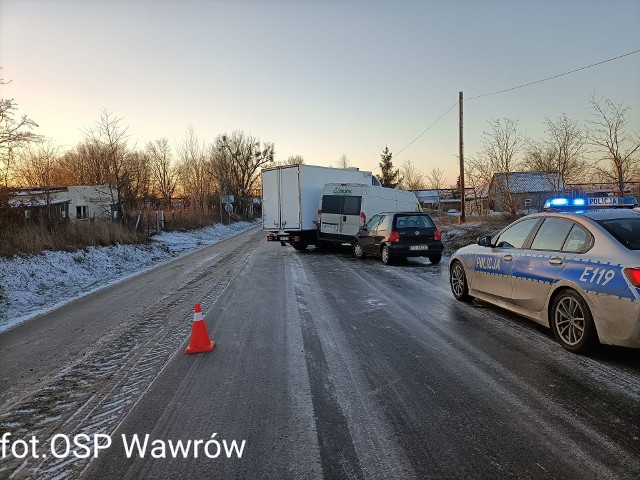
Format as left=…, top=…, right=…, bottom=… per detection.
left=410, top=245, right=429, bottom=251
left=323, top=224, right=338, bottom=231
left=278, top=236, right=290, bottom=241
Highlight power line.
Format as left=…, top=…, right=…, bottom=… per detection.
left=465, top=48, right=640, bottom=101
left=392, top=48, right=640, bottom=158
left=393, top=102, right=457, bottom=158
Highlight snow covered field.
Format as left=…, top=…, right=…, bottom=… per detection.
left=0, top=221, right=258, bottom=332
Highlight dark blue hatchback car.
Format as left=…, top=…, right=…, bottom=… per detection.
left=353, top=212, right=444, bottom=265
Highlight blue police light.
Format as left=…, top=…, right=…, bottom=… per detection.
left=544, top=196, right=638, bottom=211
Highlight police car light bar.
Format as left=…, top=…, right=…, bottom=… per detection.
left=544, top=196, right=638, bottom=210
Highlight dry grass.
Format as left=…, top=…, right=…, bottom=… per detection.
left=0, top=221, right=147, bottom=257
left=163, top=208, right=220, bottom=232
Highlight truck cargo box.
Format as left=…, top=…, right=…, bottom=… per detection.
left=261, top=164, right=375, bottom=250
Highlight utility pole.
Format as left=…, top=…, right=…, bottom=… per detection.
left=459, top=91, right=465, bottom=223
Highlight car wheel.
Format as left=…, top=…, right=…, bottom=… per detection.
left=353, top=242, right=366, bottom=259
left=292, top=242, right=308, bottom=251
left=428, top=252, right=442, bottom=264
left=551, top=289, right=598, bottom=353
left=449, top=260, right=471, bottom=301
left=381, top=245, right=393, bottom=265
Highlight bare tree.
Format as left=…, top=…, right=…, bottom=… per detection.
left=120, top=150, right=152, bottom=209
left=336, top=153, right=350, bottom=169
left=465, top=157, right=494, bottom=215
left=209, top=130, right=274, bottom=218
left=0, top=75, right=42, bottom=188
left=177, top=126, right=211, bottom=210
left=286, top=155, right=304, bottom=165
left=15, top=141, right=61, bottom=223
left=588, top=95, right=640, bottom=196
left=82, top=110, right=130, bottom=220
left=479, top=118, right=524, bottom=215
left=425, top=167, right=446, bottom=190
left=525, top=114, right=587, bottom=194
left=55, top=140, right=111, bottom=186
left=147, top=138, right=176, bottom=207
left=400, top=160, right=425, bottom=189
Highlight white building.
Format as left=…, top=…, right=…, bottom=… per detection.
left=64, top=185, right=116, bottom=220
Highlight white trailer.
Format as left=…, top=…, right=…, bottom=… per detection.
left=261, top=164, right=376, bottom=250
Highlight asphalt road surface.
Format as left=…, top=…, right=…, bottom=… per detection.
left=2, top=227, right=639, bottom=479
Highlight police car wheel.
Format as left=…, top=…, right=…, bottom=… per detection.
left=381, top=245, right=393, bottom=265
left=551, top=290, right=598, bottom=353
left=353, top=242, right=365, bottom=259
left=450, top=260, right=470, bottom=301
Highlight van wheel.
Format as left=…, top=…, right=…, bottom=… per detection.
left=381, top=245, right=393, bottom=265
left=353, top=242, right=366, bottom=259
left=293, top=242, right=308, bottom=251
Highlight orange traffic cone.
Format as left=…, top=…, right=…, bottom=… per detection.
left=185, top=303, right=216, bottom=354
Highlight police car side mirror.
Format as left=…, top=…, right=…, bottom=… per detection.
left=478, top=235, right=493, bottom=247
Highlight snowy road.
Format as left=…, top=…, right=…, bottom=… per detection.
left=2, top=231, right=640, bottom=479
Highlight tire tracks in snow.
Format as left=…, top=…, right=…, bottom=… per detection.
left=0, top=230, right=261, bottom=479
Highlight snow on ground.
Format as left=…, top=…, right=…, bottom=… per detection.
left=0, top=221, right=258, bottom=332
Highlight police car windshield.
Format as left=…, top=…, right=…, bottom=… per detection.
left=596, top=217, right=640, bottom=250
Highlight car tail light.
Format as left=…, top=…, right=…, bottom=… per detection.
left=389, top=231, right=400, bottom=242
left=360, top=212, right=366, bottom=227
left=434, top=229, right=441, bottom=241
left=623, top=268, right=640, bottom=287
left=317, top=209, right=322, bottom=227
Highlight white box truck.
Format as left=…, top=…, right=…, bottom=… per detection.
left=262, top=164, right=378, bottom=250
left=318, top=183, right=422, bottom=245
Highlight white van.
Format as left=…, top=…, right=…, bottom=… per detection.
left=318, top=183, right=421, bottom=245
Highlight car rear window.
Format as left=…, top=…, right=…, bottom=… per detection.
left=395, top=215, right=435, bottom=229
left=596, top=217, right=640, bottom=250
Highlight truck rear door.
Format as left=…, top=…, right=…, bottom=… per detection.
left=279, top=166, right=301, bottom=231
left=262, top=169, right=280, bottom=230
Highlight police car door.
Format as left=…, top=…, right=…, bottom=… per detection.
left=511, top=217, right=585, bottom=312
left=477, top=218, right=540, bottom=302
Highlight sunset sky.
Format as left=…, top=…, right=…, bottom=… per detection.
left=2, top=0, right=639, bottom=184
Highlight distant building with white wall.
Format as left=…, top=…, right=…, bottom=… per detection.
left=9, top=185, right=117, bottom=221
left=64, top=185, right=116, bottom=220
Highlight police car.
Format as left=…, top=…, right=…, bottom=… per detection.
left=449, top=196, right=640, bottom=353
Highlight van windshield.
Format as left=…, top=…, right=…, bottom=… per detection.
left=395, top=215, right=435, bottom=229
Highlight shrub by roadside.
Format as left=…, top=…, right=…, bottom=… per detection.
left=436, top=213, right=515, bottom=255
